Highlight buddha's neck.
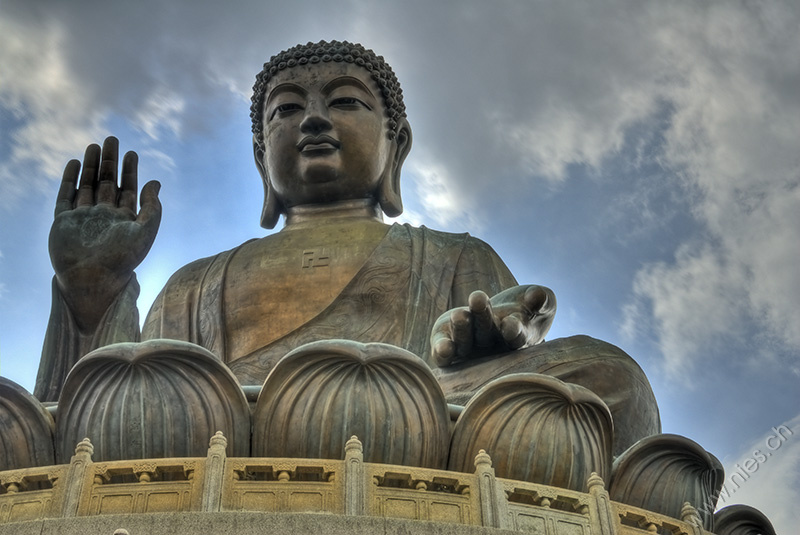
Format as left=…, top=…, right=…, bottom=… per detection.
left=283, top=199, right=385, bottom=230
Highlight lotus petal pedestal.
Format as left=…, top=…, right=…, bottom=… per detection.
left=56, top=340, right=251, bottom=462
left=0, top=377, right=54, bottom=471
left=448, top=373, right=613, bottom=491
left=253, top=340, right=450, bottom=469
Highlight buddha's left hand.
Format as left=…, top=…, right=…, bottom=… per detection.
left=430, top=285, right=556, bottom=367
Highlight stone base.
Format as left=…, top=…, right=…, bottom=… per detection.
left=0, top=512, right=521, bottom=535
left=0, top=436, right=713, bottom=535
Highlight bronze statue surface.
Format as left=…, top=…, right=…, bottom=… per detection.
left=37, top=40, right=658, bottom=455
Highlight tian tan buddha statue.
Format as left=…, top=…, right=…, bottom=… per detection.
left=36, top=41, right=661, bottom=453
left=9, top=40, right=771, bottom=531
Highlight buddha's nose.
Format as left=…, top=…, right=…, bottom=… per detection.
left=300, top=101, right=332, bottom=135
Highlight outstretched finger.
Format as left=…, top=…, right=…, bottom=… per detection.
left=432, top=339, right=456, bottom=367
left=55, top=160, right=81, bottom=216
left=450, top=308, right=473, bottom=358
left=96, top=137, right=119, bottom=205
left=75, top=144, right=101, bottom=206
left=431, top=314, right=456, bottom=367
left=523, top=286, right=549, bottom=316
left=469, top=290, right=495, bottom=347
left=119, top=151, right=139, bottom=213
left=136, top=180, right=162, bottom=233
left=500, top=314, right=528, bottom=349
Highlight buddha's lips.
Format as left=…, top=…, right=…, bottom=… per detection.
left=298, top=135, right=341, bottom=152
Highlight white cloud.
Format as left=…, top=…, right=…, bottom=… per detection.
left=623, top=1, right=800, bottom=377
left=716, top=413, right=800, bottom=534
left=0, top=15, right=105, bottom=204
left=499, top=103, right=634, bottom=183
left=356, top=1, right=675, bottom=227
left=0, top=1, right=254, bottom=208
left=139, top=149, right=177, bottom=174
left=409, top=160, right=483, bottom=230
left=624, top=244, right=748, bottom=379
left=134, top=89, right=185, bottom=141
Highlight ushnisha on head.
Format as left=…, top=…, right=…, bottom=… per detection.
left=251, top=40, right=412, bottom=229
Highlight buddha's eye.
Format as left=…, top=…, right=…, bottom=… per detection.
left=330, top=97, right=369, bottom=109
left=270, top=103, right=302, bottom=119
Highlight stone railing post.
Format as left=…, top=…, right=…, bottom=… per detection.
left=201, top=431, right=227, bottom=512
left=344, top=436, right=365, bottom=515
left=473, top=449, right=510, bottom=529
left=60, top=438, right=94, bottom=517
left=680, top=502, right=705, bottom=535
left=587, top=472, right=619, bottom=535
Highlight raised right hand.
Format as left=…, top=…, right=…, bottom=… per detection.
left=50, top=136, right=161, bottom=333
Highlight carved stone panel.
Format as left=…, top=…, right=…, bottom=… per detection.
left=609, top=433, right=724, bottom=530
left=56, top=340, right=251, bottom=463
left=448, top=373, right=613, bottom=491
left=0, top=377, right=55, bottom=470
left=253, top=340, right=450, bottom=469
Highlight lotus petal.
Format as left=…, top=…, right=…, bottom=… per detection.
left=714, top=504, right=776, bottom=535
left=609, top=433, right=723, bottom=529
left=0, top=376, right=55, bottom=470
left=253, top=340, right=450, bottom=469
left=448, top=373, right=613, bottom=491
left=56, top=340, right=250, bottom=462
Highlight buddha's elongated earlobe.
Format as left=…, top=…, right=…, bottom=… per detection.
left=379, top=119, right=413, bottom=217
left=260, top=183, right=281, bottom=229
left=253, top=136, right=282, bottom=229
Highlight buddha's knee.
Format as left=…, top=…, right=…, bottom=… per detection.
left=434, top=334, right=660, bottom=456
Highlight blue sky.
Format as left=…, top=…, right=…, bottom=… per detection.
left=1, top=1, right=798, bottom=531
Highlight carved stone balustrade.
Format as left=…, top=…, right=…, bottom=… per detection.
left=0, top=434, right=733, bottom=535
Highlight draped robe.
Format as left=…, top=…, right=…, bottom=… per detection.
left=142, top=223, right=516, bottom=384
left=36, top=222, right=659, bottom=453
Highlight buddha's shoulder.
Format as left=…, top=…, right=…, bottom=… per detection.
left=408, top=224, right=500, bottom=257
left=162, top=239, right=259, bottom=288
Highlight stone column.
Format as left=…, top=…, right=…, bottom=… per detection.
left=473, top=450, right=510, bottom=529
left=60, top=438, right=94, bottom=517
left=201, top=431, right=227, bottom=512
left=344, top=436, right=365, bottom=516
left=680, top=502, right=705, bottom=535
left=587, top=472, right=619, bottom=535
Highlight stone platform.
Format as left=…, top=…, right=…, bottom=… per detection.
left=0, top=434, right=712, bottom=535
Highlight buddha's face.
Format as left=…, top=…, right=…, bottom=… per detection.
left=257, top=61, right=397, bottom=210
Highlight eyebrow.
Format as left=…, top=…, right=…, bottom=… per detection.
left=266, top=83, right=307, bottom=104
left=321, top=76, right=377, bottom=102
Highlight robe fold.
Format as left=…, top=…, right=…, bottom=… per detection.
left=142, top=223, right=517, bottom=384
left=35, top=275, right=141, bottom=402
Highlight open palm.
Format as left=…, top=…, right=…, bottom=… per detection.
left=49, top=137, right=161, bottom=332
